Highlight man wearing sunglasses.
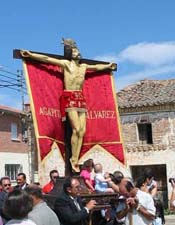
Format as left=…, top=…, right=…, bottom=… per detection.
left=0, top=176, right=12, bottom=224
left=42, top=170, right=59, bottom=194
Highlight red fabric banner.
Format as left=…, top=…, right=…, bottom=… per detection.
left=82, top=71, right=124, bottom=162
left=24, top=60, right=124, bottom=163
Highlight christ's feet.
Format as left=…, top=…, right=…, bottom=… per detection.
left=70, top=159, right=80, bottom=173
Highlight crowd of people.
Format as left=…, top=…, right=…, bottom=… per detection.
left=0, top=160, right=174, bottom=225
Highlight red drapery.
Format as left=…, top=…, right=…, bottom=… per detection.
left=24, top=60, right=125, bottom=164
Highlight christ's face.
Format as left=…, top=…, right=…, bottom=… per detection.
left=72, top=47, right=81, bottom=59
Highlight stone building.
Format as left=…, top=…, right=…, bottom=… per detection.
left=0, top=105, right=30, bottom=184
left=117, top=79, right=175, bottom=206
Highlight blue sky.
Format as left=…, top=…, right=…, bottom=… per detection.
left=0, top=0, right=175, bottom=109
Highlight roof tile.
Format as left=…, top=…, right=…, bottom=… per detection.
left=117, top=79, right=175, bottom=108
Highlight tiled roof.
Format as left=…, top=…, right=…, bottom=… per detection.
left=117, top=79, right=175, bottom=108
left=0, top=105, right=21, bottom=114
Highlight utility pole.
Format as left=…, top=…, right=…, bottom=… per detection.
left=17, top=69, right=25, bottom=111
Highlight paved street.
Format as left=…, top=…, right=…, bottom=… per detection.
left=165, top=215, right=175, bottom=225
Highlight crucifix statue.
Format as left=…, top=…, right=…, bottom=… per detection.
left=20, top=38, right=116, bottom=173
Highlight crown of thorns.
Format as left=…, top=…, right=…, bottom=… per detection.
left=62, top=38, right=77, bottom=48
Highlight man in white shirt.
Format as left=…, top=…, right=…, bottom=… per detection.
left=117, top=178, right=155, bottom=225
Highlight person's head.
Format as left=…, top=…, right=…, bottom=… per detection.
left=0, top=177, right=11, bottom=193
left=94, top=163, right=103, bottom=173
left=118, top=178, right=135, bottom=198
left=49, top=169, right=59, bottom=184
left=16, top=173, right=26, bottom=186
left=25, top=185, right=43, bottom=206
left=63, top=177, right=81, bottom=197
left=135, top=176, right=148, bottom=192
left=82, top=159, right=94, bottom=172
left=62, top=38, right=81, bottom=60
left=143, top=168, right=154, bottom=185
left=113, top=171, right=124, bottom=184
left=3, top=189, right=33, bottom=219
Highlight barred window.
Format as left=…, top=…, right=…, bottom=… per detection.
left=138, top=123, right=153, bottom=144
left=5, top=164, right=22, bottom=181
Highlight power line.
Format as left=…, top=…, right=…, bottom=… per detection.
left=0, top=68, right=27, bottom=88
left=0, top=73, right=20, bottom=82
left=0, top=69, right=27, bottom=92
left=0, top=85, right=28, bottom=95
left=0, top=68, right=26, bottom=81
left=0, top=84, right=18, bottom=87
left=0, top=78, right=20, bottom=86
left=0, top=85, right=20, bottom=92
left=0, top=79, right=27, bottom=91
left=0, top=67, right=26, bottom=79
left=0, top=67, right=28, bottom=110
left=0, top=68, right=20, bottom=77
left=0, top=73, right=26, bottom=85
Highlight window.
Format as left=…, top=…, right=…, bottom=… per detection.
left=11, top=122, right=18, bottom=140
left=138, top=123, right=153, bottom=144
left=5, top=164, right=22, bottom=181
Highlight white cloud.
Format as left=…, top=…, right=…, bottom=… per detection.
left=95, top=41, right=175, bottom=90
left=115, top=65, right=175, bottom=90
left=95, top=41, right=175, bottom=67
left=117, top=42, right=175, bottom=67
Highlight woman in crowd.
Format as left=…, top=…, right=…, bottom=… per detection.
left=3, top=189, right=36, bottom=225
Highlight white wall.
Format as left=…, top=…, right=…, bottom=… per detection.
left=0, top=152, right=30, bottom=184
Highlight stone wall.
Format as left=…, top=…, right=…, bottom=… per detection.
left=120, top=111, right=175, bottom=151
left=120, top=111, right=175, bottom=198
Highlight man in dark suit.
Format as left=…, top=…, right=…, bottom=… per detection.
left=54, top=177, right=96, bottom=225
left=14, top=172, right=28, bottom=190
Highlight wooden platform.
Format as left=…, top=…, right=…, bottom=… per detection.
left=44, top=176, right=119, bottom=210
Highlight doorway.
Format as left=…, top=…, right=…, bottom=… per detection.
left=130, top=164, right=168, bottom=208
